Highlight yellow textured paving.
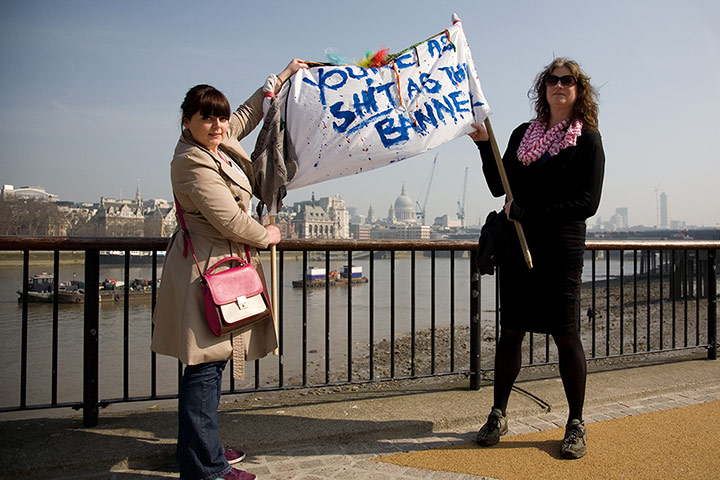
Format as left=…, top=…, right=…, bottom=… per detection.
left=377, top=400, right=720, bottom=480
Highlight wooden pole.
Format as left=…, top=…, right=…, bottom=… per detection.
left=269, top=215, right=279, bottom=355
left=483, top=118, right=534, bottom=269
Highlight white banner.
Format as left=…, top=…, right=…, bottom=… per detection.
left=284, top=18, right=491, bottom=190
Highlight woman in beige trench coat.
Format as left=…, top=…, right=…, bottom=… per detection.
left=152, top=59, right=307, bottom=480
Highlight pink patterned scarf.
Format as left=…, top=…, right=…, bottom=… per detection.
left=516, top=119, right=583, bottom=166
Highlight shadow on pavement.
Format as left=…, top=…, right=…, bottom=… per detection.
left=1, top=409, right=450, bottom=479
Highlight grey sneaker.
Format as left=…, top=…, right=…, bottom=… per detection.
left=561, top=419, right=587, bottom=459
left=475, top=407, right=508, bottom=446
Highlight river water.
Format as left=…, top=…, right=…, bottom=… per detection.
left=0, top=252, right=629, bottom=409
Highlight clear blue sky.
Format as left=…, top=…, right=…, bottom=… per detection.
left=1, top=0, right=718, bottom=228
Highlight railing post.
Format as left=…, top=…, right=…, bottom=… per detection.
left=470, top=250, right=481, bottom=390
left=83, top=249, right=100, bottom=427
left=708, top=249, right=717, bottom=360
left=20, top=250, right=29, bottom=409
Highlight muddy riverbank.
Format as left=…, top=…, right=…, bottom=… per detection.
left=290, top=275, right=716, bottom=386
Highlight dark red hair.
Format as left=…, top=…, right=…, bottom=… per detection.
left=180, top=84, right=231, bottom=125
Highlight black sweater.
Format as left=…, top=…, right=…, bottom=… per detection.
left=476, top=123, right=605, bottom=269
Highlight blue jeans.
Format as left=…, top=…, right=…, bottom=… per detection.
left=178, top=360, right=231, bottom=480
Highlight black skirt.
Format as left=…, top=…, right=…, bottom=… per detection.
left=497, top=222, right=585, bottom=334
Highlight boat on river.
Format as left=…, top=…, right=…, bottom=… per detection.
left=15, top=274, right=86, bottom=303
left=292, top=265, right=368, bottom=288
left=17, top=274, right=157, bottom=304
left=99, top=250, right=165, bottom=264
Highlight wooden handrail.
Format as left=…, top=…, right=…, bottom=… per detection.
left=0, top=236, right=718, bottom=252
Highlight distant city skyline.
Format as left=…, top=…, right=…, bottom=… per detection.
left=1, top=1, right=719, bottom=228
left=1, top=180, right=702, bottom=231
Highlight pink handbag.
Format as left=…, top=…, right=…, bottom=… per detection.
left=175, top=197, right=272, bottom=337
left=200, top=248, right=272, bottom=336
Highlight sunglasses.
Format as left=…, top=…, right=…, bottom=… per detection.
left=545, top=74, right=577, bottom=87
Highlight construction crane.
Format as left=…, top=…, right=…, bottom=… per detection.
left=416, top=153, right=438, bottom=225
left=457, top=167, right=468, bottom=229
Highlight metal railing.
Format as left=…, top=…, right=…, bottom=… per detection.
left=0, top=236, right=717, bottom=427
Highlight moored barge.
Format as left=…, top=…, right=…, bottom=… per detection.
left=292, top=265, right=368, bottom=288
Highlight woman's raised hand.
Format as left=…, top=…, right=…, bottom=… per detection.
left=278, top=59, right=308, bottom=84
left=469, top=123, right=489, bottom=142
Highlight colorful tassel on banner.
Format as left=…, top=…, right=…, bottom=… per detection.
left=324, top=48, right=350, bottom=66
left=323, top=46, right=391, bottom=68
left=356, top=47, right=390, bottom=68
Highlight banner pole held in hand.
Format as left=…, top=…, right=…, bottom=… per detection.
left=269, top=215, right=279, bottom=355
left=483, top=118, right=533, bottom=269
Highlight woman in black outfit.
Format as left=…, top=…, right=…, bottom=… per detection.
left=469, top=57, right=604, bottom=459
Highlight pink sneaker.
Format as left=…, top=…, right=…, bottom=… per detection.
left=220, top=467, right=255, bottom=480
left=224, top=448, right=246, bottom=465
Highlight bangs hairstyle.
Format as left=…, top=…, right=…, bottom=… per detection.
left=529, top=57, right=600, bottom=131
left=180, top=84, right=231, bottom=125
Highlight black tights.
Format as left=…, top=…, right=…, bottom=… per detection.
left=492, top=327, right=587, bottom=422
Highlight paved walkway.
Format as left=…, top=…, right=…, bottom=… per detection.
left=3, top=357, right=719, bottom=480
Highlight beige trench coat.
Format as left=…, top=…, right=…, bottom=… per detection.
left=151, top=88, right=278, bottom=365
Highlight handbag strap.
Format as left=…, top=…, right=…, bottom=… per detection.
left=173, top=195, right=253, bottom=280
left=205, top=256, right=249, bottom=275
